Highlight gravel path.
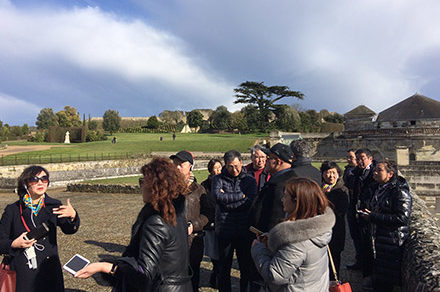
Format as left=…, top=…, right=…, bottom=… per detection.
left=0, top=189, right=363, bottom=291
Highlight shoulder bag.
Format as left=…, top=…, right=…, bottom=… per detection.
left=328, top=246, right=352, bottom=292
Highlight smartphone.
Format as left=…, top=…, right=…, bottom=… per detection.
left=63, top=254, right=90, bottom=275
left=24, top=223, right=49, bottom=240
left=249, top=226, right=263, bottom=236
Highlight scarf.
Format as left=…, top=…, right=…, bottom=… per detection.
left=322, top=182, right=337, bottom=193
left=22, top=193, right=45, bottom=216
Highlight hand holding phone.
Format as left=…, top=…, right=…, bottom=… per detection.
left=24, top=223, right=49, bottom=241
left=249, top=226, right=263, bottom=236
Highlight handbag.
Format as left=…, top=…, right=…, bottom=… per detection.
left=0, top=258, right=16, bottom=292
left=327, top=246, right=352, bottom=292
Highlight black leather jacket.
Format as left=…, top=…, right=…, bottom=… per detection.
left=114, top=195, right=192, bottom=292
left=370, top=176, right=412, bottom=247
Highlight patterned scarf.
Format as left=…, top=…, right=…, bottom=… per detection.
left=322, top=182, right=337, bottom=193
left=22, top=193, right=45, bottom=216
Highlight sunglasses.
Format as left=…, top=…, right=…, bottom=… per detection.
left=28, top=176, right=49, bottom=185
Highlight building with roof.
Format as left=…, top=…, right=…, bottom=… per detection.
left=344, top=105, right=376, bottom=131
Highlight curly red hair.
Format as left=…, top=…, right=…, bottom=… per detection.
left=141, top=157, right=186, bottom=225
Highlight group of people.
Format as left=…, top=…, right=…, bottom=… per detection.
left=343, top=148, right=413, bottom=291
left=0, top=141, right=412, bottom=292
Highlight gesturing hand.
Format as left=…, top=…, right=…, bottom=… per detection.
left=11, top=232, right=36, bottom=249
left=53, top=198, right=76, bottom=221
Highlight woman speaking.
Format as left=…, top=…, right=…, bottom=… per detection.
left=0, top=165, right=80, bottom=292
left=75, top=157, right=192, bottom=291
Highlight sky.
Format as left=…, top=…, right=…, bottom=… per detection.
left=1, top=0, right=440, bottom=126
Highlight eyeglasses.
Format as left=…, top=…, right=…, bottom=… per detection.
left=28, top=176, right=49, bottom=185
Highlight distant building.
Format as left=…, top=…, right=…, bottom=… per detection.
left=375, top=93, right=440, bottom=129
left=343, top=105, right=376, bottom=131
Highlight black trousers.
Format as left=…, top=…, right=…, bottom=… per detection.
left=189, top=236, right=204, bottom=292
left=347, top=203, right=362, bottom=264
left=217, top=235, right=252, bottom=292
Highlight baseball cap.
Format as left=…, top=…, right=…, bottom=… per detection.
left=170, top=150, right=194, bottom=165
left=263, top=143, right=293, bottom=164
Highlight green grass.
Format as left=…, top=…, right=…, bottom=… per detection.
left=1, top=133, right=264, bottom=165
left=81, top=169, right=210, bottom=185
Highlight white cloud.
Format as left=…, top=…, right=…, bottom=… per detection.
left=0, top=92, right=41, bottom=125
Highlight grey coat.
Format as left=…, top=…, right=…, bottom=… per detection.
left=251, top=207, right=335, bottom=292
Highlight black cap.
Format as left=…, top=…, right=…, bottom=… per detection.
left=170, top=150, right=194, bottom=165
left=263, top=143, right=293, bottom=164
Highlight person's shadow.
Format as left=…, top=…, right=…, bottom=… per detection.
left=81, top=240, right=127, bottom=287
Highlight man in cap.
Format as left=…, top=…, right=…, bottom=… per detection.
left=250, top=143, right=296, bottom=233
left=170, top=150, right=209, bottom=292
left=290, top=139, right=322, bottom=185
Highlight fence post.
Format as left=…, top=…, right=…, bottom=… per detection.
left=60, top=154, right=63, bottom=163
left=15, top=155, right=17, bottom=165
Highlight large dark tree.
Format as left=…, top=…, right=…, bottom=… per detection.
left=209, top=106, right=232, bottom=131
left=234, top=81, right=303, bottom=131
left=36, top=108, right=58, bottom=129
left=186, top=110, right=204, bottom=128
left=102, top=109, right=121, bottom=135
left=146, top=115, right=160, bottom=129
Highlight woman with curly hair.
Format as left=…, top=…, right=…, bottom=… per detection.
left=76, top=157, right=192, bottom=291
left=251, top=177, right=335, bottom=292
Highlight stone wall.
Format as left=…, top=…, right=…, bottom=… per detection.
left=399, top=164, right=440, bottom=216
left=0, top=158, right=150, bottom=188
left=402, top=192, right=440, bottom=291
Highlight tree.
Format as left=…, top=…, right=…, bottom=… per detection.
left=159, top=110, right=185, bottom=125
left=36, top=108, right=58, bottom=129
left=56, top=106, right=82, bottom=127
left=88, top=120, right=98, bottom=130
left=21, top=124, right=30, bottom=135
left=273, top=105, right=301, bottom=131
left=186, top=110, right=204, bottom=128
left=241, top=105, right=260, bottom=132
left=209, top=106, right=232, bottom=131
left=146, top=115, right=160, bottom=129
left=231, top=111, right=248, bottom=132
left=234, top=81, right=303, bottom=131
left=102, top=109, right=121, bottom=134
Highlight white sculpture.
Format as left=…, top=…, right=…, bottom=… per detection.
left=64, top=131, right=70, bottom=144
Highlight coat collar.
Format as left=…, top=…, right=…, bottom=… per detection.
left=268, top=207, right=335, bottom=252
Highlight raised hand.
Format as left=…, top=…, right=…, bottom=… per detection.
left=53, top=198, right=76, bottom=220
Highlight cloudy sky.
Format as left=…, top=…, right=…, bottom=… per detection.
left=1, top=0, right=440, bottom=126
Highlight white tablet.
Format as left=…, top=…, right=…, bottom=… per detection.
left=63, top=254, right=90, bottom=275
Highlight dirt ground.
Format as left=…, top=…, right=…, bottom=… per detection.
left=0, top=189, right=238, bottom=292
left=0, top=189, right=361, bottom=292
left=0, top=145, right=69, bottom=155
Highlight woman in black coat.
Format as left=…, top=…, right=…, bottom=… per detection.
left=359, top=161, right=412, bottom=292
left=76, top=157, right=192, bottom=292
left=320, top=161, right=349, bottom=280
left=0, top=165, right=80, bottom=292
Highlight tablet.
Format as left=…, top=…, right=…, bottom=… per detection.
left=63, top=254, right=90, bottom=275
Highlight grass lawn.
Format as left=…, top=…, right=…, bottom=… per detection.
left=1, top=133, right=265, bottom=164
left=81, top=169, right=210, bottom=185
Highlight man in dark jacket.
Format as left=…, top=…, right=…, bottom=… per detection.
left=212, top=150, right=257, bottom=292
left=250, top=143, right=295, bottom=233
left=170, top=150, right=209, bottom=292
left=289, top=139, right=321, bottom=185
left=245, top=145, right=270, bottom=191
left=350, top=148, right=377, bottom=288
